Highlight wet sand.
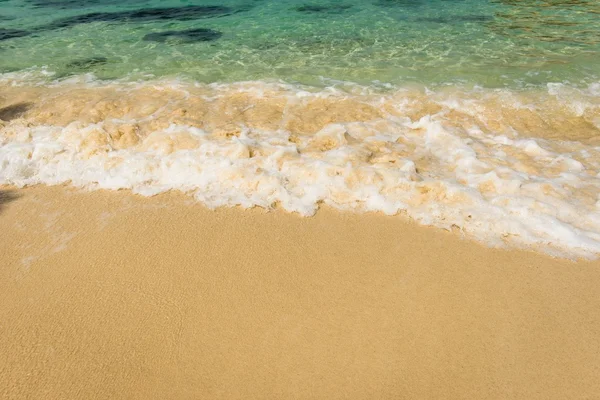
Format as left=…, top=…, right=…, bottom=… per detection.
left=1, top=185, right=600, bottom=399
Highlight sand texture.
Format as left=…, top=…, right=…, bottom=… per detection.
left=1, top=186, right=600, bottom=399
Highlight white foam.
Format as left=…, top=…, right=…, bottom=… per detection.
left=2, top=78, right=600, bottom=259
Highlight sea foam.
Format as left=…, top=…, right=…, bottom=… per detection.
left=1, top=76, right=600, bottom=258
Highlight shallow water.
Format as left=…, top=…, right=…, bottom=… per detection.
left=1, top=0, right=599, bottom=86
left=1, top=0, right=600, bottom=258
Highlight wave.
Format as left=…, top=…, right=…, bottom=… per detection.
left=1, top=72, right=600, bottom=258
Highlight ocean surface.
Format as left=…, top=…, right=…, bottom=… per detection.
left=1, top=0, right=600, bottom=257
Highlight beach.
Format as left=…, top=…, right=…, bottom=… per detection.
left=1, top=185, right=600, bottom=399
left=2, top=0, right=600, bottom=258
left=2, top=0, right=600, bottom=397
left=2, top=81, right=600, bottom=258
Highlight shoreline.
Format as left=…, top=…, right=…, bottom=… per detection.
left=1, top=185, right=600, bottom=399
left=2, top=79, right=600, bottom=257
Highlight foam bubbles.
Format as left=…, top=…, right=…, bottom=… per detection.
left=1, top=78, right=600, bottom=258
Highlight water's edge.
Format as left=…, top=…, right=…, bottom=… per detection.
left=1, top=74, right=600, bottom=258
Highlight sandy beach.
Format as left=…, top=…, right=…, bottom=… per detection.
left=1, top=185, right=599, bottom=399
left=2, top=0, right=600, bottom=398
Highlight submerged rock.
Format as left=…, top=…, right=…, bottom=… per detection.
left=143, top=28, right=222, bottom=44
left=40, top=5, right=233, bottom=31
left=295, top=4, right=352, bottom=13
left=0, top=28, right=31, bottom=42
left=27, top=0, right=144, bottom=9
left=67, top=57, right=108, bottom=69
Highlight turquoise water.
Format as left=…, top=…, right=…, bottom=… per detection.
left=1, top=0, right=599, bottom=86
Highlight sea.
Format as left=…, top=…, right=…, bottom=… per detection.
left=1, top=0, right=599, bottom=257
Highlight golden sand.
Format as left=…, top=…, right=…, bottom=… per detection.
left=1, top=185, right=600, bottom=399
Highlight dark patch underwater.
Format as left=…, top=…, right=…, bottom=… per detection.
left=143, top=28, right=222, bottom=44
left=0, top=28, right=31, bottom=42
left=295, top=4, right=353, bottom=13
left=66, top=56, right=108, bottom=69
left=39, top=5, right=234, bottom=31
left=27, top=0, right=146, bottom=9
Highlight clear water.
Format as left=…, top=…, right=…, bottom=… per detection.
left=1, top=0, right=599, bottom=86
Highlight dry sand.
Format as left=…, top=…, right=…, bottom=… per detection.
left=1, top=185, right=599, bottom=399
